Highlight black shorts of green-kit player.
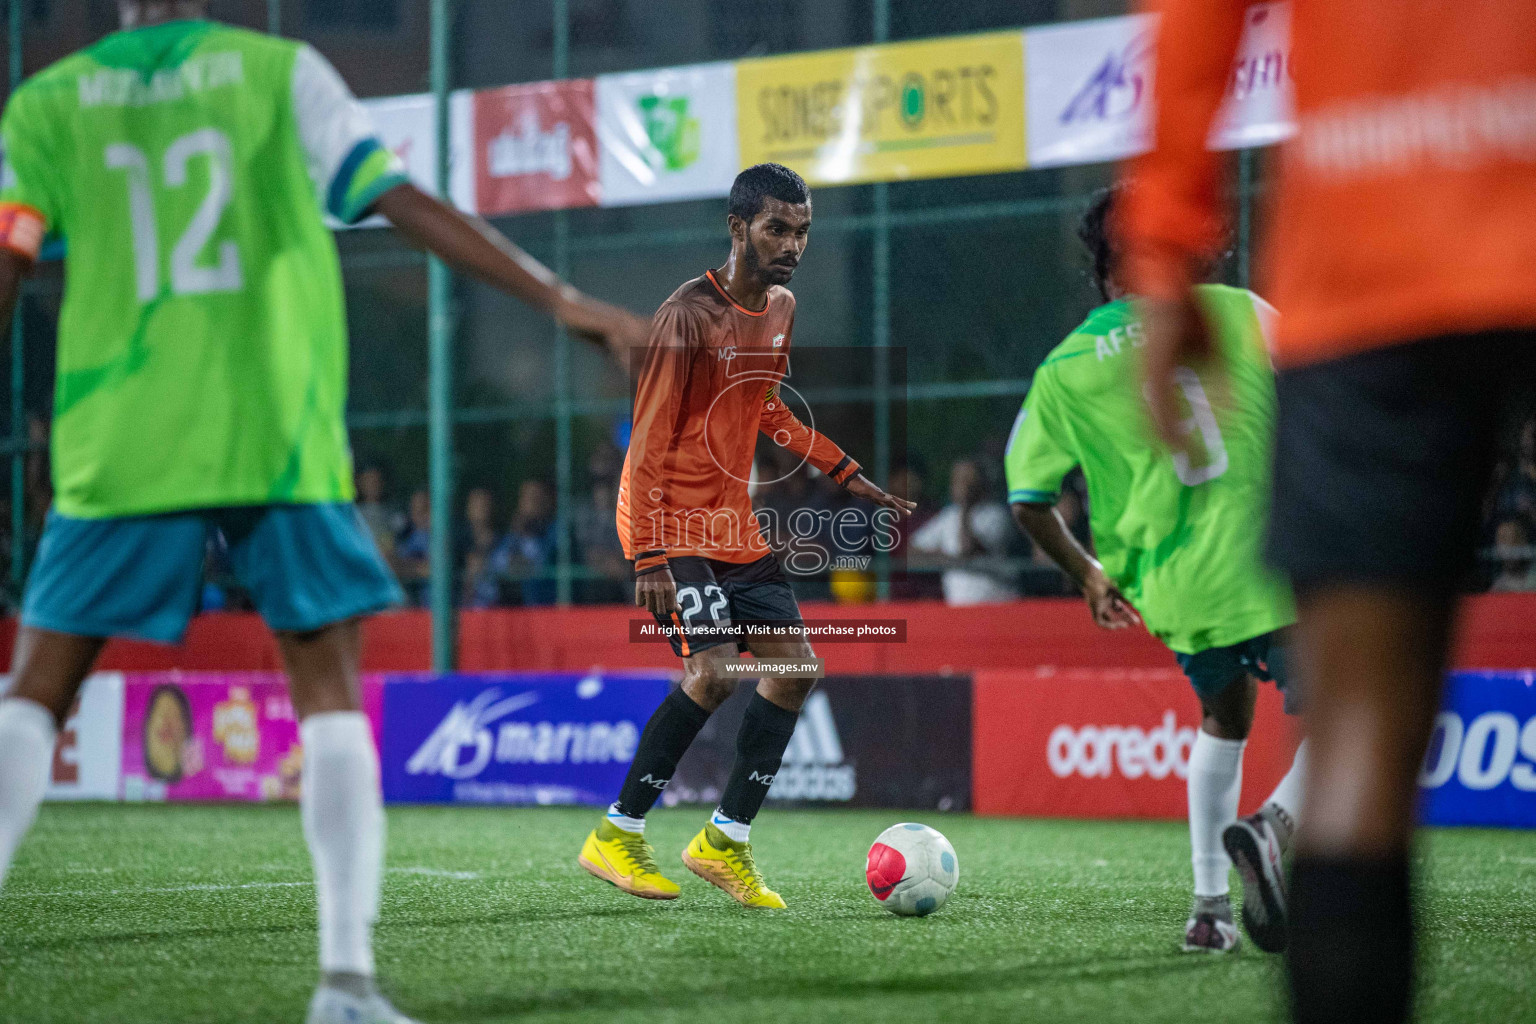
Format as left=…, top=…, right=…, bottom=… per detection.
left=631, top=553, right=805, bottom=658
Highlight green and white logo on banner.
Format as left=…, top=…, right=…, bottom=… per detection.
left=596, top=62, right=738, bottom=207
left=637, top=94, right=701, bottom=171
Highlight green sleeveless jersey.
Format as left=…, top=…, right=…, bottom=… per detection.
left=0, top=20, right=406, bottom=517
left=1004, top=285, right=1295, bottom=655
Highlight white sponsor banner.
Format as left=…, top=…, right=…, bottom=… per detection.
left=596, top=62, right=738, bottom=207
left=342, top=91, right=476, bottom=229
left=1, top=672, right=125, bottom=801
left=1209, top=3, right=1296, bottom=150
left=1024, top=5, right=1295, bottom=168
left=1025, top=14, right=1156, bottom=169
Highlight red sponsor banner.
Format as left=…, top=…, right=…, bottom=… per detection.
left=474, top=79, right=599, bottom=215
left=973, top=668, right=1301, bottom=820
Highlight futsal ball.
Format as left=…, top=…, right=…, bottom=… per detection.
left=866, top=822, right=959, bottom=917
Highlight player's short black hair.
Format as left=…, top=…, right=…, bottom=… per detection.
left=1078, top=186, right=1120, bottom=303
left=728, top=163, right=811, bottom=224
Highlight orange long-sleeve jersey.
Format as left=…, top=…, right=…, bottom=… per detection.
left=618, top=270, right=860, bottom=568
left=1122, top=0, right=1536, bottom=367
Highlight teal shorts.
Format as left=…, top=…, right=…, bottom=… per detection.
left=21, top=504, right=403, bottom=644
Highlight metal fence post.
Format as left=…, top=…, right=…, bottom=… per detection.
left=428, top=0, right=456, bottom=670
left=1237, top=148, right=1254, bottom=288
left=9, top=0, right=24, bottom=592
left=872, top=0, right=892, bottom=601
left=552, top=0, right=574, bottom=606
left=267, top=0, right=281, bottom=36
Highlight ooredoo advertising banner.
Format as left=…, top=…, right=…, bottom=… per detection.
left=120, top=673, right=384, bottom=802
left=972, top=668, right=1300, bottom=820
left=473, top=79, right=600, bottom=215
left=380, top=672, right=672, bottom=805
left=1419, top=671, right=1536, bottom=828
left=669, top=676, right=973, bottom=811
left=596, top=63, right=739, bottom=207
left=736, top=31, right=1026, bottom=186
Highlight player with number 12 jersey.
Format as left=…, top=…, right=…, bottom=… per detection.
left=0, top=11, right=650, bottom=1024
left=1005, top=187, right=1303, bottom=958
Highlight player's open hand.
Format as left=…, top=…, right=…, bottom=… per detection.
left=601, top=308, right=653, bottom=367
left=1140, top=292, right=1217, bottom=449
left=1084, top=567, right=1141, bottom=630
left=635, top=565, right=679, bottom=617
left=846, top=474, right=918, bottom=517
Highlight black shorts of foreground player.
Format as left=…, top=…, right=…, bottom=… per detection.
left=634, top=554, right=803, bottom=658
left=579, top=163, right=913, bottom=909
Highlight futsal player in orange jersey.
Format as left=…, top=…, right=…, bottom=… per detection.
left=578, top=163, right=913, bottom=908
left=1122, top=3, right=1536, bottom=1020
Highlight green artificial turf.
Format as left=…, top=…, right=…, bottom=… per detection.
left=0, top=805, right=1531, bottom=1023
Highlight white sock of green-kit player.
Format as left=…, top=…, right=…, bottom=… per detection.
left=1260, top=738, right=1308, bottom=851
left=301, top=711, right=383, bottom=981
left=1187, top=730, right=1245, bottom=899
left=0, top=698, right=55, bottom=890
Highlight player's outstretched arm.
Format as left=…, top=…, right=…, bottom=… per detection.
left=1011, top=501, right=1139, bottom=630
left=372, top=183, right=652, bottom=362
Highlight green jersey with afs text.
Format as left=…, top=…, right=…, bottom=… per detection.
left=1004, top=284, right=1295, bottom=655
left=0, top=19, right=407, bottom=518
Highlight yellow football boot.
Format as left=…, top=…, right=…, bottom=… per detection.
left=681, top=822, right=786, bottom=909
left=578, top=820, right=681, bottom=900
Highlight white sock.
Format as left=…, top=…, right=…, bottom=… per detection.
left=710, top=809, right=750, bottom=844
left=301, top=711, right=384, bottom=978
left=606, top=803, right=645, bottom=834
left=1262, top=738, right=1308, bottom=849
left=0, top=699, right=56, bottom=890
left=1187, top=730, right=1245, bottom=898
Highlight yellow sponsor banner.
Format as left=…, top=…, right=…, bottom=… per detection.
left=737, top=31, right=1026, bottom=186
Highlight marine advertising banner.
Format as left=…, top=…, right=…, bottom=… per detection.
left=120, top=673, right=384, bottom=802
left=736, top=32, right=1027, bottom=186
left=668, top=676, right=973, bottom=811
left=596, top=62, right=739, bottom=207
left=1418, top=671, right=1536, bottom=828
left=473, top=78, right=600, bottom=215
left=380, top=672, right=672, bottom=805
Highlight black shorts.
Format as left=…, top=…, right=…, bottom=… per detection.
left=1267, top=329, right=1536, bottom=593
left=1175, top=630, right=1299, bottom=715
left=633, top=553, right=804, bottom=658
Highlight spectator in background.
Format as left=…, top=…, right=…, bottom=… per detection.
left=1492, top=417, right=1536, bottom=530
left=355, top=464, right=402, bottom=559
left=574, top=476, right=628, bottom=604
left=1490, top=519, right=1536, bottom=592
left=507, top=479, right=558, bottom=606
left=909, top=459, right=1020, bottom=606
left=885, top=463, right=944, bottom=601
left=459, top=487, right=511, bottom=608
left=394, top=489, right=432, bottom=606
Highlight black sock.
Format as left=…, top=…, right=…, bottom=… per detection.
left=717, top=693, right=800, bottom=826
left=613, top=687, right=711, bottom=818
left=1288, top=854, right=1414, bottom=1024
